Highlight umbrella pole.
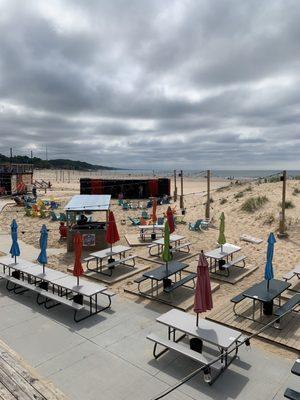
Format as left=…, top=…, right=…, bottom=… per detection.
left=196, top=313, right=199, bottom=327
left=14, top=256, right=16, bottom=264
left=166, top=261, right=169, bottom=276
left=43, top=264, right=45, bottom=274
left=77, top=276, right=79, bottom=286
left=267, top=279, right=270, bottom=290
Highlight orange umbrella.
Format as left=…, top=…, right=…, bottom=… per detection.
left=166, top=206, right=175, bottom=233
left=105, top=211, right=120, bottom=253
left=73, top=232, right=84, bottom=285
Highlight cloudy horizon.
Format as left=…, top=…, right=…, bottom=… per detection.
left=0, top=0, right=300, bottom=169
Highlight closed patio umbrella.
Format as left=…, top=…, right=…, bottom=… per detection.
left=218, top=212, right=226, bottom=251
left=264, top=232, right=276, bottom=290
left=151, top=198, right=157, bottom=236
left=162, top=221, right=172, bottom=276
left=73, top=232, right=84, bottom=286
left=105, top=211, right=120, bottom=257
left=194, top=251, right=213, bottom=326
left=166, top=206, right=175, bottom=234
left=10, top=219, right=20, bottom=264
left=37, top=224, right=48, bottom=274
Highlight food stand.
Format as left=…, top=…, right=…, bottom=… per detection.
left=64, top=194, right=111, bottom=252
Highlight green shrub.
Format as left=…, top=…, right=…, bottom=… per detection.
left=279, top=200, right=295, bottom=209
left=245, top=186, right=252, bottom=192
left=241, top=196, right=269, bottom=213
left=234, top=191, right=244, bottom=199
left=292, top=188, right=300, bottom=196
left=220, top=198, right=227, bottom=205
left=267, top=176, right=281, bottom=183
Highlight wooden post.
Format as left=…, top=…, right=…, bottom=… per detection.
left=205, top=170, right=211, bottom=220
left=179, top=170, right=184, bottom=209
left=173, top=170, right=177, bottom=201
left=278, top=170, right=288, bottom=238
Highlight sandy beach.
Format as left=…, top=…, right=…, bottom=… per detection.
left=1, top=169, right=300, bottom=360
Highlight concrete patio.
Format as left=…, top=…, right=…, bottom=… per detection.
left=0, top=279, right=298, bottom=400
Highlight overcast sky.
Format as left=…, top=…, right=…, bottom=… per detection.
left=0, top=0, right=300, bottom=169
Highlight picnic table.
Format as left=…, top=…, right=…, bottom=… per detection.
left=232, top=279, right=291, bottom=322
left=147, top=309, right=242, bottom=384
left=138, top=224, right=164, bottom=241
left=87, top=245, right=136, bottom=276
left=205, top=243, right=244, bottom=275
left=0, top=257, right=115, bottom=322
left=136, top=260, right=195, bottom=297
left=148, top=234, right=190, bottom=256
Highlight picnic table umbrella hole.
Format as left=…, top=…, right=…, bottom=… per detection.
left=37, top=224, right=48, bottom=275
left=162, top=221, right=172, bottom=287
left=10, top=219, right=20, bottom=264
left=264, top=232, right=276, bottom=290
left=105, top=211, right=120, bottom=263
left=73, top=231, right=84, bottom=286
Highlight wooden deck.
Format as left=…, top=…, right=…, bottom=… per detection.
left=206, top=300, right=300, bottom=351
left=124, top=274, right=220, bottom=311
left=0, top=339, right=67, bottom=400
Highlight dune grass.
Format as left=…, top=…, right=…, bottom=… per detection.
left=279, top=200, right=295, bottom=209
left=241, top=196, right=269, bottom=213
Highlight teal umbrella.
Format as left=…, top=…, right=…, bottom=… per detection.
left=218, top=212, right=226, bottom=251
left=37, top=224, right=48, bottom=274
left=10, top=219, right=20, bottom=264
left=264, top=232, right=276, bottom=290
left=162, top=222, right=172, bottom=275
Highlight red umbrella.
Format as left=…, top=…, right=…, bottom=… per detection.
left=105, top=211, right=120, bottom=253
left=73, top=232, right=84, bottom=285
left=194, top=250, right=213, bottom=326
left=152, top=199, right=157, bottom=225
left=166, top=206, right=175, bottom=233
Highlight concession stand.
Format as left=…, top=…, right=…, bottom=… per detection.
left=64, top=194, right=111, bottom=252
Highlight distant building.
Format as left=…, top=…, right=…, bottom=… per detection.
left=0, top=163, right=34, bottom=195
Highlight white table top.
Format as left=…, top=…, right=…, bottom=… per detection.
left=0, top=256, right=37, bottom=271
left=157, top=309, right=242, bottom=349
left=293, top=265, right=300, bottom=274
left=205, top=243, right=241, bottom=260
left=24, top=265, right=68, bottom=282
left=90, top=245, right=131, bottom=259
left=138, top=225, right=164, bottom=230
left=52, top=275, right=107, bottom=296
left=152, top=235, right=185, bottom=246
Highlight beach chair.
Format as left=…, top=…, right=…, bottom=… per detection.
left=146, top=200, right=152, bottom=208
left=141, top=211, right=149, bottom=219
left=59, top=213, right=67, bottom=222
left=157, top=217, right=164, bottom=225
left=118, top=199, right=124, bottom=206
left=189, top=220, right=203, bottom=231
left=50, top=211, right=59, bottom=222
left=122, top=203, right=130, bottom=210
left=40, top=209, right=47, bottom=218
left=174, top=215, right=185, bottom=224
left=24, top=208, right=32, bottom=217
left=50, top=201, right=59, bottom=209
left=128, top=217, right=140, bottom=226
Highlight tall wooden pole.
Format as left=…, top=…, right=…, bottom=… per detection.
left=180, top=170, right=184, bottom=209
left=205, top=170, right=211, bottom=220
left=173, top=170, right=177, bottom=201
left=278, top=170, right=288, bottom=237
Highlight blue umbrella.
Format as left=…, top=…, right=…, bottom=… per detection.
left=37, top=224, right=48, bottom=274
left=264, top=232, right=276, bottom=290
left=10, top=219, right=20, bottom=264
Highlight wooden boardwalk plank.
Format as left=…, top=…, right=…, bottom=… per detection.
left=0, top=340, right=67, bottom=400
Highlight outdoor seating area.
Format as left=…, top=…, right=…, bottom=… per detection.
left=0, top=256, right=115, bottom=322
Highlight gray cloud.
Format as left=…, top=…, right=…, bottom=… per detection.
left=0, top=0, right=300, bottom=169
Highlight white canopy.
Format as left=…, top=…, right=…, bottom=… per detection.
left=64, top=195, right=111, bottom=212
